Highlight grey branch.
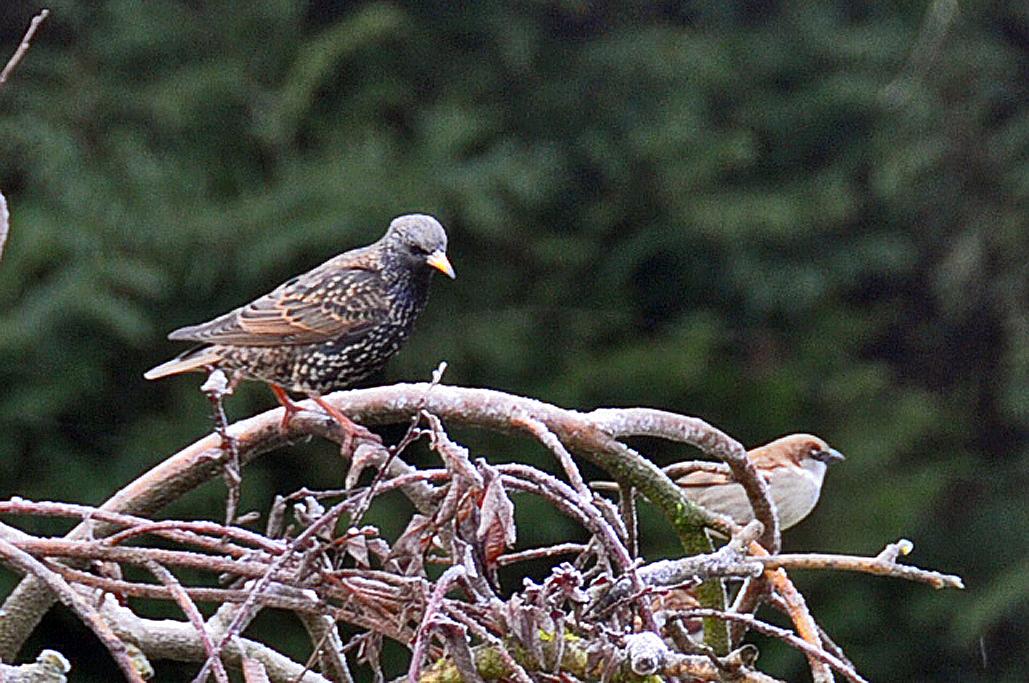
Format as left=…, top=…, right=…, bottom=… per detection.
left=0, top=536, right=146, bottom=682
left=101, top=598, right=330, bottom=683
left=0, top=382, right=965, bottom=682
left=0, top=189, right=8, bottom=262
left=0, top=9, right=50, bottom=88
left=0, top=649, right=70, bottom=683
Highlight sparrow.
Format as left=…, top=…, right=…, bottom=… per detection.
left=144, top=214, right=455, bottom=439
left=669, top=433, right=844, bottom=530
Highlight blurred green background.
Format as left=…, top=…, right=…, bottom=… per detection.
left=0, top=1, right=1025, bottom=680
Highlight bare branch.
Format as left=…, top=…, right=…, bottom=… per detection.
left=496, top=543, right=586, bottom=567
left=0, top=382, right=965, bottom=682
left=758, top=547, right=963, bottom=590
left=0, top=536, right=146, bottom=682
left=0, top=649, right=70, bottom=682
left=409, top=565, right=466, bottom=683
left=587, top=407, right=780, bottom=551
left=193, top=496, right=354, bottom=682
left=100, top=598, right=331, bottom=683
left=202, top=370, right=243, bottom=525
left=242, top=658, right=272, bottom=683
left=677, top=609, right=869, bottom=683
left=145, top=561, right=230, bottom=683
left=0, top=9, right=50, bottom=88
left=510, top=412, right=591, bottom=499
left=0, top=499, right=281, bottom=556
left=0, top=189, right=8, bottom=262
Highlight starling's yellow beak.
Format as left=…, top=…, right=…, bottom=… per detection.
left=425, top=250, right=456, bottom=279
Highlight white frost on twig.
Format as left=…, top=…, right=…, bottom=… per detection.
left=0, top=190, right=8, bottom=262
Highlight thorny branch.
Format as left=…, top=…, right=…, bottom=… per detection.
left=0, top=383, right=963, bottom=681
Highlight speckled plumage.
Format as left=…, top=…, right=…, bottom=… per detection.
left=145, top=214, right=454, bottom=394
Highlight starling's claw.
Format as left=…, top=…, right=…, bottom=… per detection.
left=269, top=385, right=379, bottom=451
left=310, top=395, right=382, bottom=452
left=270, top=384, right=304, bottom=430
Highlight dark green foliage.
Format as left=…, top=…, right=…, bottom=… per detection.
left=0, top=1, right=1025, bottom=680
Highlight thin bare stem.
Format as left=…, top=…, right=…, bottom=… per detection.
left=511, top=412, right=591, bottom=499
left=678, top=609, right=868, bottom=683
left=52, top=565, right=324, bottom=612
left=145, top=561, right=230, bottom=683
left=0, top=9, right=50, bottom=87
left=0, top=499, right=279, bottom=556
left=496, top=543, right=586, bottom=567
left=0, top=189, right=8, bottom=262
left=409, top=565, right=466, bottom=683
left=757, top=549, right=963, bottom=590
left=193, top=495, right=354, bottom=683
left=203, top=370, right=243, bottom=525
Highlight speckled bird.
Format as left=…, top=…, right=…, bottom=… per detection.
left=145, top=214, right=455, bottom=433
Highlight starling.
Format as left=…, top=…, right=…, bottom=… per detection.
left=145, top=214, right=455, bottom=436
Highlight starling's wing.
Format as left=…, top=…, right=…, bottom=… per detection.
left=168, top=254, right=388, bottom=347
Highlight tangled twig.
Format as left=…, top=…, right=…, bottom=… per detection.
left=0, top=383, right=963, bottom=682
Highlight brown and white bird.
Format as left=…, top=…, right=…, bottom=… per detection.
left=671, top=433, right=844, bottom=530
left=145, top=214, right=455, bottom=437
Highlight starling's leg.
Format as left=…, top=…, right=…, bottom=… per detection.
left=309, top=394, right=382, bottom=451
left=269, top=384, right=304, bottom=430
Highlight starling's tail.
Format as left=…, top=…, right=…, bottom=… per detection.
left=143, top=345, right=224, bottom=380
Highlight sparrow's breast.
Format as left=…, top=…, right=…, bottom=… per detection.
left=766, top=466, right=823, bottom=530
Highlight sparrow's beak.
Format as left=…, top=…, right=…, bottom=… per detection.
left=823, top=448, right=846, bottom=464
left=425, top=250, right=456, bottom=279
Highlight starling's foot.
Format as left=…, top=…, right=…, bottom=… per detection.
left=310, top=395, right=382, bottom=452
left=270, top=384, right=304, bottom=430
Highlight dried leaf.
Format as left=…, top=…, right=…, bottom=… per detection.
left=477, top=466, right=516, bottom=567
left=344, top=531, right=371, bottom=567
left=385, top=514, right=433, bottom=576
left=346, top=443, right=390, bottom=489
left=357, top=632, right=385, bottom=683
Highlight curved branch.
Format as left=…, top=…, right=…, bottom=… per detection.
left=2, top=383, right=737, bottom=657
left=587, top=407, right=780, bottom=551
